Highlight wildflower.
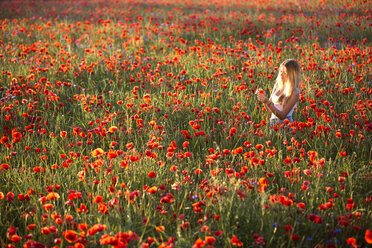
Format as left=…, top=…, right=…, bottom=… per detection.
left=6, top=192, right=14, bottom=201
left=147, top=186, right=157, bottom=194
left=297, top=202, right=306, bottom=210
left=87, top=224, right=106, bottom=236
left=205, top=236, right=216, bottom=245
left=43, top=203, right=53, bottom=211
left=100, top=235, right=118, bottom=245
left=160, top=193, right=175, bottom=203
left=91, top=148, right=104, bottom=158
left=309, top=214, right=323, bottom=223
left=193, top=238, right=205, bottom=248
left=27, top=224, right=36, bottom=231
left=108, top=126, right=117, bottom=133
left=347, top=237, right=358, bottom=247
left=147, top=171, right=156, bottom=178
left=230, top=235, right=243, bottom=246
left=46, top=192, right=60, bottom=200
left=290, top=234, right=300, bottom=242
left=63, top=230, right=78, bottom=243
left=156, top=226, right=165, bottom=233
left=78, top=223, right=89, bottom=231
left=183, top=141, right=189, bottom=149
left=256, top=144, right=263, bottom=150
left=258, top=177, right=268, bottom=193
left=10, top=235, right=21, bottom=243
left=1, top=163, right=10, bottom=170
left=346, top=198, right=356, bottom=210
left=365, top=229, right=372, bottom=244
left=60, top=131, right=67, bottom=138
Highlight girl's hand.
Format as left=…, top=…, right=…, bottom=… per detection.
left=256, top=88, right=268, bottom=103
left=255, top=88, right=265, bottom=95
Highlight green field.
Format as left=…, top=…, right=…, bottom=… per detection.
left=0, top=0, right=371, bottom=247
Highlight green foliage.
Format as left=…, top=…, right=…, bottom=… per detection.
left=0, top=0, right=371, bottom=247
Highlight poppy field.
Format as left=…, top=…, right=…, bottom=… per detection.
left=0, top=0, right=371, bottom=247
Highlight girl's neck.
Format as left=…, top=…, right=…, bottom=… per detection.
left=275, top=81, right=286, bottom=93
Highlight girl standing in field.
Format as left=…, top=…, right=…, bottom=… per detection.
left=256, top=59, right=300, bottom=127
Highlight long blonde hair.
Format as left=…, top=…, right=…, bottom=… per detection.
left=275, top=59, right=300, bottom=105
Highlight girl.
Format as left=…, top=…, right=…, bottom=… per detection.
left=256, top=59, right=300, bottom=126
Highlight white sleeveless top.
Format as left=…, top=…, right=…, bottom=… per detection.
left=270, top=93, right=296, bottom=120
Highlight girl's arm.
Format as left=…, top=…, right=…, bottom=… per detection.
left=263, top=97, right=273, bottom=114
left=258, top=90, right=299, bottom=120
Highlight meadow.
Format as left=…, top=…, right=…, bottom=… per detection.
left=0, top=0, right=371, bottom=247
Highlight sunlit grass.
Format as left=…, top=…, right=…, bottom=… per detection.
left=0, top=0, right=371, bottom=247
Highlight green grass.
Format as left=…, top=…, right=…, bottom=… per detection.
left=0, top=0, right=371, bottom=247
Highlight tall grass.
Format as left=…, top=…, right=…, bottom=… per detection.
left=0, top=0, right=371, bottom=247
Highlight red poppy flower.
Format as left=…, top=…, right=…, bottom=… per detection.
left=147, top=171, right=156, bottom=178
left=87, top=224, right=106, bottom=236
left=230, top=235, right=243, bottom=246
left=147, top=186, right=157, bottom=194
left=63, top=230, right=78, bottom=243
left=10, top=235, right=21, bottom=243
left=46, top=192, right=60, bottom=200
left=1, top=163, right=10, bottom=170
left=365, top=229, right=372, bottom=244
left=91, top=148, right=104, bottom=158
